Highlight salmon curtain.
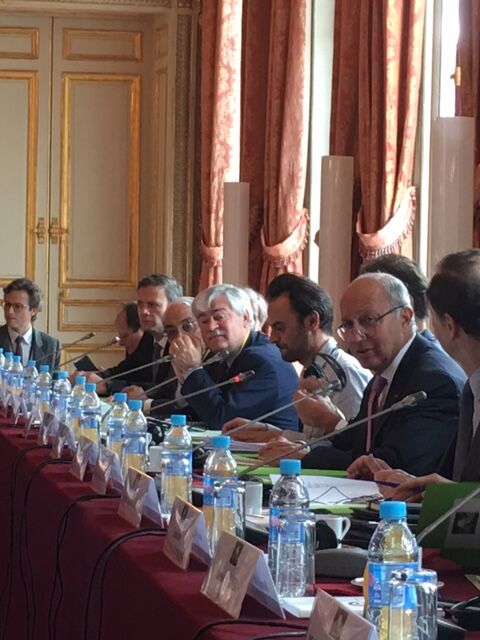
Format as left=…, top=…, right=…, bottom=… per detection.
left=330, top=0, right=425, bottom=266
left=199, top=0, right=242, bottom=289
left=456, top=0, right=480, bottom=246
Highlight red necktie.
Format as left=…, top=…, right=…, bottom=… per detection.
left=365, top=375, right=387, bottom=452
left=15, top=335, right=24, bottom=358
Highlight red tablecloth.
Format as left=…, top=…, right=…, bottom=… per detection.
left=0, top=422, right=478, bottom=640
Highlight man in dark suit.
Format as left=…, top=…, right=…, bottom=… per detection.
left=372, top=250, right=480, bottom=499
left=169, top=284, right=299, bottom=430
left=299, top=273, right=465, bottom=477
left=0, top=278, right=60, bottom=370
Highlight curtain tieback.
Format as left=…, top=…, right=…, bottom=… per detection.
left=356, top=186, right=416, bottom=260
left=261, top=207, right=309, bottom=267
left=200, top=241, right=223, bottom=267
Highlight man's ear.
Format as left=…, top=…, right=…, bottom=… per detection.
left=304, top=311, right=320, bottom=333
left=30, top=306, right=39, bottom=322
left=443, top=312, right=461, bottom=339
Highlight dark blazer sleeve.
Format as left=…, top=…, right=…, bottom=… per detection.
left=181, top=348, right=298, bottom=430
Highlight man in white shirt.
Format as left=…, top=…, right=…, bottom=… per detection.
left=0, top=278, right=60, bottom=369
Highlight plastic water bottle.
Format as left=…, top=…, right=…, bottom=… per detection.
left=107, top=392, right=129, bottom=460
left=0, top=348, right=5, bottom=373
left=23, top=360, right=38, bottom=412
left=123, top=399, right=148, bottom=473
left=160, top=414, right=192, bottom=516
left=51, top=371, right=72, bottom=424
left=203, top=435, right=237, bottom=549
left=366, top=501, right=419, bottom=639
left=2, top=352, right=13, bottom=395
left=68, top=375, right=86, bottom=441
left=10, top=355, right=24, bottom=396
left=268, top=459, right=310, bottom=592
left=37, top=365, right=52, bottom=418
left=79, top=382, right=101, bottom=444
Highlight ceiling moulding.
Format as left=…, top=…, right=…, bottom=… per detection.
left=0, top=0, right=173, bottom=7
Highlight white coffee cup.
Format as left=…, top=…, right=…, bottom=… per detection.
left=245, top=480, right=263, bottom=515
left=147, top=445, right=163, bottom=472
left=316, top=514, right=351, bottom=545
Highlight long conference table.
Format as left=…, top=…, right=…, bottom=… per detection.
left=0, top=420, right=479, bottom=640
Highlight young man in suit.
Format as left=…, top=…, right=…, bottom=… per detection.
left=370, top=249, right=480, bottom=499
left=0, top=278, right=60, bottom=370
left=169, top=284, right=299, bottom=430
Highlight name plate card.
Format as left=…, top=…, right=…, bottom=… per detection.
left=306, top=590, right=377, bottom=640
left=23, top=404, right=41, bottom=438
left=71, top=436, right=98, bottom=481
left=117, top=467, right=163, bottom=528
left=201, top=532, right=284, bottom=619
left=91, top=445, right=124, bottom=495
left=50, top=422, right=76, bottom=459
left=163, top=497, right=210, bottom=570
left=37, top=412, right=59, bottom=445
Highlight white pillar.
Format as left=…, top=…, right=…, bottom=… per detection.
left=429, top=117, right=474, bottom=275
left=318, top=156, right=354, bottom=325
left=222, top=182, right=250, bottom=286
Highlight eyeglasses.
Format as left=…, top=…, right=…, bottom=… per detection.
left=164, top=318, right=198, bottom=341
left=1, top=301, right=30, bottom=312
left=336, top=305, right=406, bottom=340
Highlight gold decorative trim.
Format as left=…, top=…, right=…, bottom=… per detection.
left=177, top=0, right=192, bottom=8
left=0, top=27, right=39, bottom=60
left=60, top=72, right=140, bottom=288
left=21, top=0, right=171, bottom=5
left=58, top=297, right=123, bottom=331
left=0, top=71, right=38, bottom=282
left=63, top=28, right=142, bottom=62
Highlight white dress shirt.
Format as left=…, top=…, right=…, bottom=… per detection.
left=7, top=325, right=33, bottom=367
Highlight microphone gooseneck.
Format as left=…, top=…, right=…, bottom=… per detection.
left=61, top=336, right=120, bottom=367
left=239, top=390, right=428, bottom=477
left=99, top=353, right=175, bottom=385
left=35, top=331, right=96, bottom=365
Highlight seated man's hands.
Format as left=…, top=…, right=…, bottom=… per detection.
left=259, top=436, right=309, bottom=463
left=347, top=454, right=392, bottom=480
left=222, top=417, right=280, bottom=442
left=169, top=334, right=203, bottom=378
left=294, top=387, right=344, bottom=434
left=82, top=371, right=107, bottom=395
left=375, top=471, right=451, bottom=502
left=123, top=385, right=147, bottom=401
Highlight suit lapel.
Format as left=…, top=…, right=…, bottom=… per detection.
left=371, top=336, right=423, bottom=447
left=0, top=325, right=11, bottom=352
left=462, top=427, right=480, bottom=481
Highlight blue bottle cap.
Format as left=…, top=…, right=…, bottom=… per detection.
left=75, top=376, right=86, bottom=384
left=27, top=360, right=36, bottom=367
left=279, top=459, right=301, bottom=475
left=39, top=364, right=49, bottom=372
left=57, top=370, right=69, bottom=379
left=170, top=414, right=187, bottom=426
left=85, top=383, right=96, bottom=392
left=4, top=352, right=12, bottom=358
left=114, top=392, right=127, bottom=403
left=128, top=399, right=143, bottom=411
left=212, top=435, right=230, bottom=449
left=379, top=501, right=407, bottom=520
left=13, top=355, right=21, bottom=363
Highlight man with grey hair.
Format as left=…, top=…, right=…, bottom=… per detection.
left=261, top=272, right=465, bottom=477
left=169, top=284, right=299, bottom=429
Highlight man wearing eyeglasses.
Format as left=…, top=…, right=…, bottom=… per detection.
left=0, top=278, right=60, bottom=370
left=271, top=272, right=466, bottom=477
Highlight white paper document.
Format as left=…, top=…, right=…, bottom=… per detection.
left=269, top=475, right=381, bottom=505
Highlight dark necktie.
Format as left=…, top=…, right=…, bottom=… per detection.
left=453, top=383, right=474, bottom=481
left=210, top=358, right=229, bottom=384
left=15, top=335, right=24, bottom=359
left=365, top=375, right=387, bottom=453
left=152, top=341, right=162, bottom=380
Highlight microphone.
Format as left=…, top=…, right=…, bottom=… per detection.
left=149, top=370, right=255, bottom=414
left=35, top=331, right=96, bottom=365
left=61, top=336, right=120, bottom=367
left=100, top=353, right=175, bottom=385
left=303, top=352, right=347, bottom=391
left=239, top=390, right=428, bottom=477
left=144, top=349, right=230, bottom=398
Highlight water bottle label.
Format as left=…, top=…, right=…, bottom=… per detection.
left=203, top=475, right=234, bottom=508
left=203, top=476, right=216, bottom=507
left=368, top=561, right=419, bottom=607
left=269, top=507, right=308, bottom=544
left=163, top=450, right=192, bottom=478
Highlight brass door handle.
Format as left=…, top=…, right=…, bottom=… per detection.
left=49, top=217, right=67, bottom=244
left=35, top=217, right=47, bottom=244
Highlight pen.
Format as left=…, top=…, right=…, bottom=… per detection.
left=375, top=480, right=400, bottom=488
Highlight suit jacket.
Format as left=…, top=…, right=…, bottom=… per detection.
left=0, top=324, right=60, bottom=370
left=439, top=383, right=480, bottom=481
left=181, top=331, right=299, bottom=430
left=99, top=332, right=172, bottom=393
left=302, top=334, right=466, bottom=476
